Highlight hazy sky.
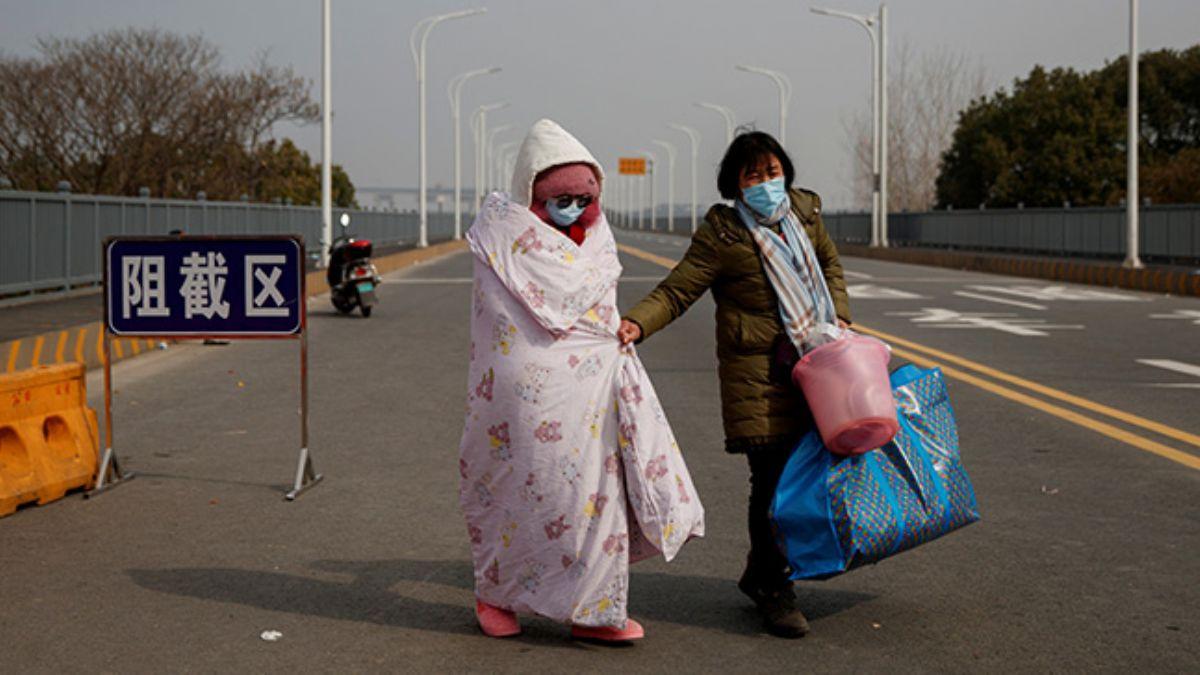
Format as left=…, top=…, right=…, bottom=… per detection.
left=3, top=0, right=1198, bottom=210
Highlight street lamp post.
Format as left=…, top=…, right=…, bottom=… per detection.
left=736, top=65, right=792, bottom=147
left=608, top=169, right=618, bottom=225
left=628, top=172, right=638, bottom=228
left=811, top=3, right=885, bottom=247
left=320, top=0, right=332, bottom=267
left=615, top=173, right=623, bottom=227
left=637, top=149, right=657, bottom=231
left=636, top=173, right=644, bottom=229
left=411, top=8, right=486, bottom=248
left=448, top=66, right=500, bottom=239
left=628, top=171, right=638, bottom=227
left=668, top=123, right=701, bottom=234
left=495, top=141, right=518, bottom=194
left=471, top=102, right=508, bottom=207
left=504, top=148, right=520, bottom=192
left=879, top=4, right=889, bottom=247
left=1125, top=0, right=1143, bottom=268
left=652, top=140, right=676, bottom=233
left=695, top=102, right=736, bottom=145
left=485, top=125, right=512, bottom=192
left=619, top=173, right=628, bottom=227
left=619, top=174, right=628, bottom=227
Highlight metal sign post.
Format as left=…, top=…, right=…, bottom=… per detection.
left=91, top=235, right=321, bottom=501
left=618, top=158, right=648, bottom=228
left=89, top=316, right=134, bottom=498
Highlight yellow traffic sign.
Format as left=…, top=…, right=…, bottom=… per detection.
left=618, top=157, right=647, bottom=175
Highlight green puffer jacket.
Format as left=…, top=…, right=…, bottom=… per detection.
left=623, top=188, right=852, bottom=453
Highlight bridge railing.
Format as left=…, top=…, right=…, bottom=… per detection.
left=0, top=190, right=458, bottom=300
left=609, top=204, right=1200, bottom=265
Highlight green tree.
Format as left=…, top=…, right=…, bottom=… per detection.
left=936, top=46, right=1200, bottom=207
left=0, top=28, right=358, bottom=205
left=251, top=138, right=356, bottom=207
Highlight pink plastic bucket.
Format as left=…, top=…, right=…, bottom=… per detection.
left=792, top=335, right=898, bottom=456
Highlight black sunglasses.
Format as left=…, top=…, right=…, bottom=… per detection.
left=551, top=194, right=594, bottom=210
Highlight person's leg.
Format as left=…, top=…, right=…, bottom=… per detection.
left=744, top=447, right=793, bottom=588
left=738, top=444, right=810, bottom=638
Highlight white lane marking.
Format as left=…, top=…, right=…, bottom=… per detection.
left=888, top=308, right=1084, bottom=337
left=1149, top=309, right=1200, bottom=325
left=389, top=278, right=473, bottom=284
left=859, top=277, right=983, bottom=283
left=1144, top=383, right=1200, bottom=389
left=389, top=276, right=668, bottom=284
left=1137, top=359, right=1200, bottom=379
left=843, top=270, right=874, bottom=280
left=848, top=284, right=923, bottom=299
left=968, top=284, right=1144, bottom=302
left=953, top=290, right=1047, bottom=311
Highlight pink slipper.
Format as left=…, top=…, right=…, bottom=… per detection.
left=571, top=618, right=645, bottom=642
left=475, top=600, right=521, bottom=638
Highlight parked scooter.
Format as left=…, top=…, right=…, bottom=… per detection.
left=327, top=213, right=381, bottom=317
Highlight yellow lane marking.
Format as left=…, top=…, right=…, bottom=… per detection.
left=856, top=325, right=1200, bottom=451
left=75, top=327, right=88, bottom=364
left=130, top=339, right=142, bottom=355
left=95, top=328, right=105, bottom=365
left=112, top=338, right=124, bottom=359
left=6, top=340, right=20, bottom=372
left=55, top=330, right=68, bottom=363
left=616, top=240, right=1200, bottom=470
left=30, top=336, right=45, bottom=367
left=892, top=346, right=1200, bottom=471
left=618, top=243, right=680, bottom=271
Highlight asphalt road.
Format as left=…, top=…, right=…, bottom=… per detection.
left=0, top=229, right=1196, bottom=673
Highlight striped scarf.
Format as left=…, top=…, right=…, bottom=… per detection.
left=735, top=197, right=841, bottom=354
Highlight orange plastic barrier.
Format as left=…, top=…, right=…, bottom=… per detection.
left=0, top=363, right=99, bottom=517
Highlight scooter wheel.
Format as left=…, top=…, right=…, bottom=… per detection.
left=361, top=305, right=372, bottom=318
left=332, top=298, right=354, bottom=315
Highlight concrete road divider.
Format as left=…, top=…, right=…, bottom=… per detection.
left=0, top=363, right=99, bottom=517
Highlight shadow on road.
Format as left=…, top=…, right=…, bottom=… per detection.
left=308, top=309, right=370, bottom=320
left=129, top=558, right=873, bottom=639
left=629, top=570, right=874, bottom=634
left=132, top=471, right=288, bottom=494
left=127, top=562, right=482, bottom=639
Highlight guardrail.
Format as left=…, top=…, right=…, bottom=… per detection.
left=610, top=203, right=1200, bottom=266
left=0, top=190, right=459, bottom=299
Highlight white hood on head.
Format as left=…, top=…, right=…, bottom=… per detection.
left=509, top=118, right=605, bottom=207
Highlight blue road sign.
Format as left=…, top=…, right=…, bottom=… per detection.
left=105, top=237, right=304, bottom=336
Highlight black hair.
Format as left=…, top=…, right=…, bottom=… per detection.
left=716, top=129, right=795, bottom=200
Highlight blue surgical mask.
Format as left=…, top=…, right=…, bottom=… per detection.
left=742, top=177, right=788, bottom=218
left=545, top=199, right=586, bottom=227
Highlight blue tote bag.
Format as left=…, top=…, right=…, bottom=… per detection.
left=771, top=364, right=980, bottom=580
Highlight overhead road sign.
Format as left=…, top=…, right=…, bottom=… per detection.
left=618, top=157, right=647, bottom=175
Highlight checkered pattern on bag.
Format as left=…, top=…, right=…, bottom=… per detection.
left=827, top=368, right=980, bottom=569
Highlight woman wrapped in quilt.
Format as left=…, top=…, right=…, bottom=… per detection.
left=459, top=119, right=705, bottom=643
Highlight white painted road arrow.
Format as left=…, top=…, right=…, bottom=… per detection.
left=1137, top=359, right=1200, bottom=389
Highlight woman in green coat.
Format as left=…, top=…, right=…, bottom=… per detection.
left=618, top=131, right=851, bottom=638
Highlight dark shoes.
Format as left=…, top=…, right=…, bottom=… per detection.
left=737, top=567, right=811, bottom=638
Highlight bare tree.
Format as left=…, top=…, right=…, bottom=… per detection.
left=842, top=41, right=990, bottom=211
left=0, top=28, right=318, bottom=198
